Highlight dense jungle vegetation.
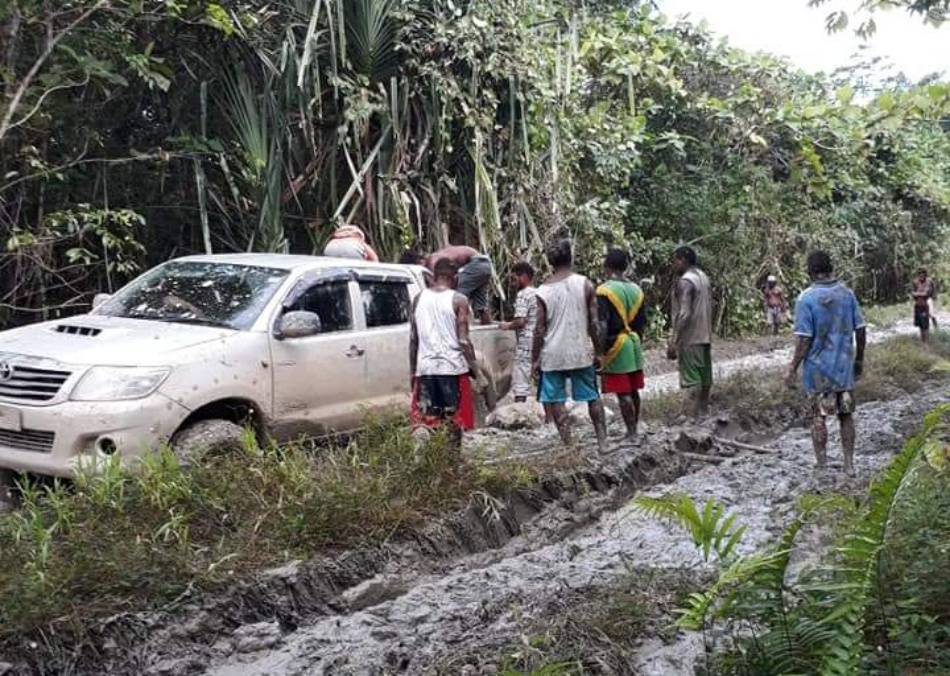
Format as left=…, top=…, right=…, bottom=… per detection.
left=1, top=0, right=949, bottom=335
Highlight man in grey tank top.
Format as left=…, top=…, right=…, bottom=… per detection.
left=667, top=246, right=713, bottom=419
left=532, top=239, right=608, bottom=452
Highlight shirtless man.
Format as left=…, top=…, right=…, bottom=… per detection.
left=532, top=239, right=608, bottom=452
left=425, top=245, right=494, bottom=325
left=667, top=246, right=714, bottom=419
left=910, top=268, right=936, bottom=346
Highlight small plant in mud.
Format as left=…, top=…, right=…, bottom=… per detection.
left=633, top=494, right=746, bottom=563
left=653, top=404, right=950, bottom=676
left=0, top=414, right=538, bottom=661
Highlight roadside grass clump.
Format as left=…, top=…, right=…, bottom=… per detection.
left=646, top=404, right=950, bottom=676
left=0, top=414, right=536, bottom=653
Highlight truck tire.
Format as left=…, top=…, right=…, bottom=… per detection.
left=170, top=419, right=246, bottom=466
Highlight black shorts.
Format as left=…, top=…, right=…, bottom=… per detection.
left=416, top=375, right=461, bottom=418
left=915, top=305, right=930, bottom=330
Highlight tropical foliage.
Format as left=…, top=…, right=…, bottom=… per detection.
left=2, top=0, right=949, bottom=334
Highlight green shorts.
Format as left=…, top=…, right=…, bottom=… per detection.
left=678, top=344, right=713, bottom=390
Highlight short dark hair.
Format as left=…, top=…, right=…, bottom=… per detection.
left=433, top=257, right=459, bottom=278
left=917, top=267, right=928, bottom=276
left=807, top=250, right=834, bottom=276
left=546, top=239, right=572, bottom=268
left=512, top=261, right=535, bottom=279
left=604, top=248, right=630, bottom=273
left=398, top=249, right=422, bottom=265
left=672, top=246, right=697, bottom=266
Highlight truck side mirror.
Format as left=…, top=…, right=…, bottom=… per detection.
left=92, top=293, right=112, bottom=309
left=275, top=310, right=322, bottom=340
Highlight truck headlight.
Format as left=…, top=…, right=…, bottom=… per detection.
left=71, top=366, right=170, bottom=401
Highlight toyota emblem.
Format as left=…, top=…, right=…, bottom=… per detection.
left=0, top=363, right=11, bottom=382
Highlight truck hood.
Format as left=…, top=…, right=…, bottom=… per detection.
left=0, top=315, right=236, bottom=366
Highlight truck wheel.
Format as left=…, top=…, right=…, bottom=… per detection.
left=170, top=419, right=246, bottom=466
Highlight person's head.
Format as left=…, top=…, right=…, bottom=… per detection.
left=604, top=248, right=630, bottom=276
left=432, top=257, right=459, bottom=286
left=511, top=261, right=535, bottom=290
left=546, top=238, right=573, bottom=270
left=806, top=250, right=834, bottom=279
left=917, top=267, right=928, bottom=281
left=398, top=249, right=422, bottom=265
left=671, top=246, right=697, bottom=274
left=767, top=274, right=777, bottom=287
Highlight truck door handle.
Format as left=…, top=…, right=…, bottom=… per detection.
left=346, top=345, right=365, bottom=358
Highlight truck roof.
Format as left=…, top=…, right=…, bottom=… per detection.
left=171, top=253, right=420, bottom=274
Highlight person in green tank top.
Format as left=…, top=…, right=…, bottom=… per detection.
left=596, top=249, right=647, bottom=442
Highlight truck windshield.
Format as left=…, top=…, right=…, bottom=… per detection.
left=95, top=261, right=290, bottom=330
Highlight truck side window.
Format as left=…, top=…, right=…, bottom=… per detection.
left=289, top=281, right=352, bottom=333
left=360, top=281, right=411, bottom=328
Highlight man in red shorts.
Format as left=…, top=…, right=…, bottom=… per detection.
left=596, top=248, right=647, bottom=442
left=409, top=258, right=480, bottom=449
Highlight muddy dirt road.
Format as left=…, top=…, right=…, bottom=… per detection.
left=183, top=321, right=938, bottom=676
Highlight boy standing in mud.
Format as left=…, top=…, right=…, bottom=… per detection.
left=499, top=262, right=538, bottom=403
left=763, top=275, right=787, bottom=335
left=597, top=249, right=647, bottom=442
left=786, top=251, right=867, bottom=476
left=532, top=239, right=608, bottom=452
left=910, top=267, right=936, bottom=346
left=409, top=258, right=481, bottom=450
left=667, top=246, right=714, bottom=419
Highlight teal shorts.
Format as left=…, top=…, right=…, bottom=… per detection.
left=539, top=366, right=600, bottom=404
left=678, top=344, right=713, bottom=389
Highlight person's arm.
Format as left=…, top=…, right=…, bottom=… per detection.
left=454, top=293, right=478, bottom=375
left=586, top=279, right=604, bottom=361
left=409, top=294, right=421, bottom=377
left=632, top=301, right=648, bottom=341
left=596, top=293, right=611, bottom=354
left=500, top=318, right=526, bottom=331
left=532, top=297, right=547, bottom=373
left=786, top=295, right=812, bottom=384
left=500, top=291, right=528, bottom=331
left=853, top=295, right=867, bottom=379
left=668, top=278, right=694, bottom=356
left=363, top=243, right=379, bottom=262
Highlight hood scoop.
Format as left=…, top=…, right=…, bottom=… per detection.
left=52, top=324, right=102, bottom=337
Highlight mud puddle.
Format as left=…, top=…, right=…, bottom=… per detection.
left=195, top=380, right=940, bottom=676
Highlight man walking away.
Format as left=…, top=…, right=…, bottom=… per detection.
left=322, top=224, right=379, bottom=261
left=667, top=246, right=714, bottom=419
left=597, top=249, right=647, bottom=442
left=499, top=262, right=538, bottom=403
left=409, top=258, right=480, bottom=450
left=786, top=251, right=866, bottom=476
left=910, top=267, right=936, bottom=346
left=532, top=239, right=608, bottom=452
left=763, top=275, right=787, bottom=335
left=426, top=245, right=494, bottom=325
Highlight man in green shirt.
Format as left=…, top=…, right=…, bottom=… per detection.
left=596, top=248, right=647, bottom=441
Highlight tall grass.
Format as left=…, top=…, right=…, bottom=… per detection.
left=0, top=415, right=533, bottom=649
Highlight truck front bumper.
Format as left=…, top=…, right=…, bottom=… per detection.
left=0, top=394, right=190, bottom=477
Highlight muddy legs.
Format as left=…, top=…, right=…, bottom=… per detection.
left=840, top=413, right=856, bottom=475
left=543, top=401, right=607, bottom=453
left=588, top=399, right=608, bottom=452
left=617, top=392, right=641, bottom=440
left=688, top=386, right=711, bottom=420
left=811, top=414, right=855, bottom=475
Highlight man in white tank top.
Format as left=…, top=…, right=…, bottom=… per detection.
left=532, top=239, right=608, bottom=452
left=409, top=258, right=480, bottom=449
left=667, top=246, right=714, bottom=419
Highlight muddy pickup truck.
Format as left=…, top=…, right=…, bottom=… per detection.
left=0, top=254, right=514, bottom=477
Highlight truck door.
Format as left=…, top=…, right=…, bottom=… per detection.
left=269, top=274, right=368, bottom=437
left=354, top=273, right=415, bottom=413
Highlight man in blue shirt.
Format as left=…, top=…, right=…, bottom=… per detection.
left=786, top=251, right=867, bottom=475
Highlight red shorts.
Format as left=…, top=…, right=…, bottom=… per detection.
left=410, top=375, right=475, bottom=431
left=602, top=370, right=645, bottom=394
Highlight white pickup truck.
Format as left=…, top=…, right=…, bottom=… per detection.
left=0, top=254, right=515, bottom=477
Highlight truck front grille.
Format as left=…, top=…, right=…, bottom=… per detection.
left=0, top=365, right=71, bottom=402
left=0, top=428, right=55, bottom=454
